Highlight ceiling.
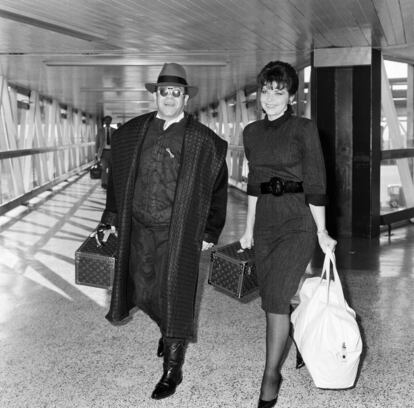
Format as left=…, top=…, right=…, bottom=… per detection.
left=1, top=0, right=414, bottom=123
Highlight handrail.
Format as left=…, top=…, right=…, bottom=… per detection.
left=0, top=142, right=95, bottom=159
left=381, top=148, right=414, bottom=160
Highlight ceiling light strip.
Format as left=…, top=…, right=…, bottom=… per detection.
left=45, top=59, right=227, bottom=67
left=81, top=88, right=147, bottom=92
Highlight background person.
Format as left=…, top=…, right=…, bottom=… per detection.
left=96, top=115, right=114, bottom=188
left=239, top=60, right=337, bottom=408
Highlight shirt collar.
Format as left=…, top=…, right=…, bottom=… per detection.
left=156, top=112, right=185, bottom=130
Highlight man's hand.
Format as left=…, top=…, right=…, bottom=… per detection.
left=202, top=241, right=214, bottom=251
left=91, top=224, right=118, bottom=247
left=101, top=226, right=117, bottom=243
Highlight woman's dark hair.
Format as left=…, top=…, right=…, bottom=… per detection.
left=257, top=61, right=299, bottom=95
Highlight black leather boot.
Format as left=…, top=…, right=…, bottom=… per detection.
left=151, top=340, right=186, bottom=400
left=157, top=337, right=164, bottom=357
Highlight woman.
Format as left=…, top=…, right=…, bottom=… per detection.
left=240, top=61, right=337, bottom=407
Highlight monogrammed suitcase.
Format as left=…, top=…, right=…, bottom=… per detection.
left=75, top=228, right=117, bottom=289
left=208, top=241, right=258, bottom=298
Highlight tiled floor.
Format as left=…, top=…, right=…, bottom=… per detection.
left=0, top=173, right=413, bottom=408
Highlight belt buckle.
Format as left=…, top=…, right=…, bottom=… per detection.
left=270, top=177, right=284, bottom=196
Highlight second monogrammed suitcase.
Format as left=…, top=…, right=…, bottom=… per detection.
left=208, top=241, right=258, bottom=298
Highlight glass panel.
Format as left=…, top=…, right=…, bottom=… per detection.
left=381, top=60, right=414, bottom=216
left=0, top=158, right=22, bottom=205
left=382, top=61, right=410, bottom=149
left=0, top=160, right=8, bottom=205
left=380, top=158, right=414, bottom=214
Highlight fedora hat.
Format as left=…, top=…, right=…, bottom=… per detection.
left=145, top=62, right=198, bottom=98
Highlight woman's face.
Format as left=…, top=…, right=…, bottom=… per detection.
left=260, top=81, right=293, bottom=121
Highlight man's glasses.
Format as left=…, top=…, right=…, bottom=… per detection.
left=157, top=87, right=185, bottom=98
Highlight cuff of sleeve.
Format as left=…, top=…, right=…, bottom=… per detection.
left=101, top=210, right=118, bottom=227
left=246, top=184, right=260, bottom=196
left=305, top=194, right=328, bottom=206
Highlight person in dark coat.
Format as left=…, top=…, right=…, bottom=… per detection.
left=96, top=115, right=115, bottom=188
left=239, top=61, right=337, bottom=408
left=99, top=62, right=228, bottom=400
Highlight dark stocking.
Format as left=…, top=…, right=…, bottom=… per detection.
left=260, top=312, right=290, bottom=401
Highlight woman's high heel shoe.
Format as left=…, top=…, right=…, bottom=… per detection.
left=257, top=376, right=282, bottom=408
left=257, top=397, right=277, bottom=408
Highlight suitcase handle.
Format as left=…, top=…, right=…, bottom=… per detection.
left=90, top=226, right=118, bottom=248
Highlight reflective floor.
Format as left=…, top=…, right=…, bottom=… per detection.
left=0, top=173, right=413, bottom=408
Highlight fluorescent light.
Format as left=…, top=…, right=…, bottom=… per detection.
left=100, top=100, right=152, bottom=103
left=44, top=59, right=227, bottom=67
left=81, top=87, right=147, bottom=92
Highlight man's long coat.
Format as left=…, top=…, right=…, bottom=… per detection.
left=101, top=112, right=228, bottom=339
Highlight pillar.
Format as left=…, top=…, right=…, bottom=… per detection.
left=311, top=47, right=381, bottom=238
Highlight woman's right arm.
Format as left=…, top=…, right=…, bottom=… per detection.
left=240, top=195, right=257, bottom=249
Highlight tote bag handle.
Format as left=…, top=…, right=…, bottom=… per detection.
left=317, top=250, right=347, bottom=308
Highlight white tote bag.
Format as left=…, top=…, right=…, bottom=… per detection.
left=291, top=250, right=362, bottom=389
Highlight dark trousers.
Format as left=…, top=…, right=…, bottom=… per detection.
left=129, top=218, right=169, bottom=333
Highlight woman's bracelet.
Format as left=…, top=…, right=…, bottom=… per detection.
left=317, top=229, right=328, bottom=235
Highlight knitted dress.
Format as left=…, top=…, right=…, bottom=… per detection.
left=243, top=110, right=327, bottom=313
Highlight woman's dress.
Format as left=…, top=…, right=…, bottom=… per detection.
left=243, top=110, right=327, bottom=313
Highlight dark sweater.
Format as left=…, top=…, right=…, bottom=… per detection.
left=243, top=110, right=327, bottom=206
left=133, top=116, right=186, bottom=226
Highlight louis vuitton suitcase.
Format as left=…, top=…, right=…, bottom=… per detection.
left=75, top=228, right=117, bottom=289
left=208, top=241, right=258, bottom=298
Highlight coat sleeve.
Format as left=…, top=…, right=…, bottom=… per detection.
left=100, top=165, right=118, bottom=227
left=203, top=159, right=228, bottom=244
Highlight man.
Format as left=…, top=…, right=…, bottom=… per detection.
left=96, top=115, right=114, bottom=188
left=99, top=63, right=228, bottom=400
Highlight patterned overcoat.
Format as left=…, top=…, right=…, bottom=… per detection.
left=101, top=112, right=228, bottom=339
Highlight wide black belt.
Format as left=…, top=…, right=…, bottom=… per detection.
left=260, top=177, right=303, bottom=196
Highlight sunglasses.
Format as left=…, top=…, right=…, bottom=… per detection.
left=157, top=87, right=185, bottom=98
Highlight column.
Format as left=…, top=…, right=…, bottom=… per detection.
left=311, top=48, right=382, bottom=238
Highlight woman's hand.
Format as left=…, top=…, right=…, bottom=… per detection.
left=240, top=230, right=254, bottom=249
left=317, top=230, right=337, bottom=253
